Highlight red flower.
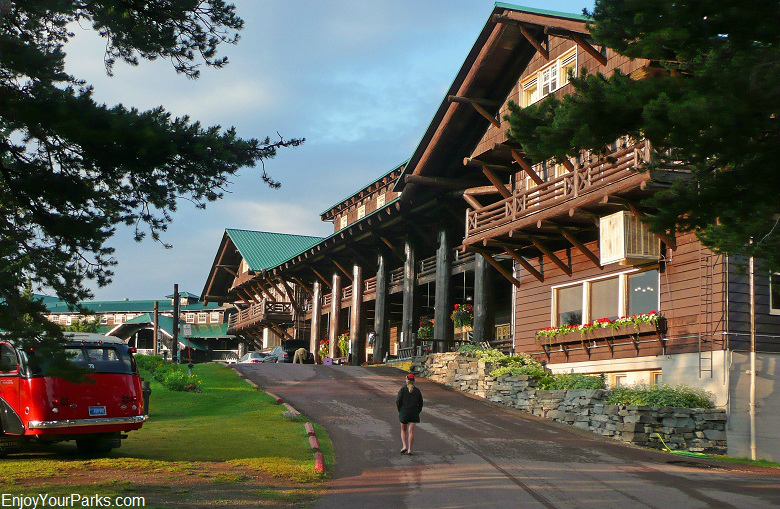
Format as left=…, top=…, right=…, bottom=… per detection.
left=649, top=310, right=657, bottom=315
left=454, top=304, right=460, bottom=309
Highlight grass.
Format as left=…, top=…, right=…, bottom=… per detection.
left=702, top=455, right=780, bottom=469
left=1, top=363, right=333, bottom=507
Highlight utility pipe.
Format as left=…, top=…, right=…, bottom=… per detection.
left=749, top=254, right=757, bottom=461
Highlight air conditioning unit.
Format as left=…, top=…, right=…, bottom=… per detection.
left=599, top=211, right=660, bottom=266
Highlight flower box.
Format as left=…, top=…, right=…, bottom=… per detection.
left=536, top=314, right=666, bottom=346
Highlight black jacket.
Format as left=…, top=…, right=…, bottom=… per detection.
left=396, top=385, right=423, bottom=423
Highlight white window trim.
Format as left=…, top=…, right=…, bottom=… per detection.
left=771, top=272, right=780, bottom=316
left=186, top=313, right=195, bottom=324
left=100, top=315, right=108, bottom=325
left=210, top=312, right=220, bottom=323
left=519, top=47, right=577, bottom=108
left=357, top=204, right=366, bottom=219
left=376, top=193, right=386, bottom=208
left=339, top=216, right=348, bottom=230
left=197, top=313, right=207, bottom=324
left=550, top=267, right=660, bottom=326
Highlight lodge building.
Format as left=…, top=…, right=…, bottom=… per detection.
left=201, top=4, right=780, bottom=459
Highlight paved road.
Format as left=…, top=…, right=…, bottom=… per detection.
left=236, top=364, right=779, bottom=509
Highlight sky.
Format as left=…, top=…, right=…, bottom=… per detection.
left=66, top=0, right=591, bottom=301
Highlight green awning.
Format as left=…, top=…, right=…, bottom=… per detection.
left=178, top=338, right=209, bottom=351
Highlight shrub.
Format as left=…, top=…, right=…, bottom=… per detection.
left=606, top=383, right=714, bottom=409
left=489, top=353, right=545, bottom=377
left=537, top=373, right=606, bottom=390
left=135, top=354, right=165, bottom=373
left=490, top=365, right=546, bottom=378
left=146, top=361, right=202, bottom=392
left=457, top=344, right=481, bottom=356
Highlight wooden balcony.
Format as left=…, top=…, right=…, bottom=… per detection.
left=227, top=300, right=293, bottom=332
left=464, top=142, right=653, bottom=245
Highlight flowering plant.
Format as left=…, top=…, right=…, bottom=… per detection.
left=535, top=311, right=663, bottom=342
left=338, top=332, right=350, bottom=358
left=451, top=303, right=474, bottom=329
left=417, top=316, right=434, bottom=340
left=318, top=339, right=329, bottom=361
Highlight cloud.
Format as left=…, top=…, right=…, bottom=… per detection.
left=221, top=200, right=333, bottom=237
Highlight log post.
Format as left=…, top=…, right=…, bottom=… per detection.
left=434, top=228, right=454, bottom=352
left=350, top=263, right=364, bottom=364
left=310, top=281, right=322, bottom=359
left=473, top=255, right=495, bottom=344
left=401, top=238, right=417, bottom=350
left=374, top=251, right=390, bottom=362
left=329, top=273, right=342, bottom=359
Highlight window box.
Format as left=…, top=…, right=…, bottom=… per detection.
left=536, top=313, right=666, bottom=346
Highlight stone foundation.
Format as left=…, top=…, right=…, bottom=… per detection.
left=413, top=353, right=727, bottom=454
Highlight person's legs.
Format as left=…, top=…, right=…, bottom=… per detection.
left=400, top=423, right=408, bottom=452
left=407, top=422, right=415, bottom=453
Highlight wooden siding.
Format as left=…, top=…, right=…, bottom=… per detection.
left=727, top=257, right=780, bottom=352
left=514, top=232, right=727, bottom=363
left=333, top=183, right=400, bottom=233
left=471, top=36, right=648, bottom=160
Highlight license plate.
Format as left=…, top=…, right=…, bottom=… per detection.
left=89, top=406, right=106, bottom=417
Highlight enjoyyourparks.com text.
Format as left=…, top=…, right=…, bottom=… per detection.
left=1, top=494, right=145, bottom=509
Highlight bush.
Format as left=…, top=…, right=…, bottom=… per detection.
left=135, top=354, right=165, bottom=373
left=160, top=369, right=203, bottom=392
left=537, top=373, right=606, bottom=390
left=457, top=344, right=481, bottom=356
left=489, top=353, right=545, bottom=377
left=606, top=383, right=714, bottom=409
left=490, top=365, right=546, bottom=378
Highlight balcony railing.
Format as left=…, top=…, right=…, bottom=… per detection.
left=465, top=141, right=650, bottom=242
left=227, top=299, right=293, bottom=332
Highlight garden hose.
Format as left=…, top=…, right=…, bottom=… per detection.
left=650, top=433, right=708, bottom=458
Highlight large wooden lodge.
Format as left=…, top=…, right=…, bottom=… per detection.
left=201, top=4, right=780, bottom=459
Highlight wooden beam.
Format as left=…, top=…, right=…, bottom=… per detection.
left=448, top=95, right=500, bottom=128
left=472, top=247, right=521, bottom=288
left=239, top=288, right=260, bottom=306
left=463, top=158, right=513, bottom=172
left=561, top=159, right=576, bottom=173
left=404, top=174, right=481, bottom=190
left=464, top=185, right=504, bottom=196
left=266, top=321, right=294, bottom=342
left=254, top=280, right=277, bottom=302
left=379, top=236, right=405, bottom=262
left=481, top=165, right=512, bottom=199
left=557, top=227, right=602, bottom=269
left=332, top=259, right=354, bottom=282
left=511, top=150, right=544, bottom=185
left=531, top=238, right=572, bottom=276
left=500, top=244, right=544, bottom=282
left=627, top=203, right=677, bottom=250
left=463, top=193, right=484, bottom=210
left=571, top=33, right=607, bottom=66
left=221, top=266, right=239, bottom=278
left=517, top=24, right=549, bottom=60
left=290, top=276, right=314, bottom=297
left=311, top=268, right=332, bottom=290
left=279, top=279, right=302, bottom=314
left=346, top=247, right=375, bottom=272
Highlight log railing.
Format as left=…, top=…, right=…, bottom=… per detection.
left=342, top=285, right=352, bottom=302
left=364, top=276, right=377, bottom=294
left=465, top=141, right=649, bottom=240
left=227, top=299, right=293, bottom=331
left=389, top=267, right=404, bottom=287
left=418, top=255, right=437, bottom=280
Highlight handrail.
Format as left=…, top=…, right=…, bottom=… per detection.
left=227, top=299, right=292, bottom=330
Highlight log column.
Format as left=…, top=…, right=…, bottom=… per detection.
left=374, top=251, right=390, bottom=362
left=401, top=238, right=417, bottom=350
left=350, top=263, right=364, bottom=364
left=310, top=281, right=322, bottom=358
left=329, top=273, right=342, bottom=358
left=434, top=228, right=454, bottom=352
left=473, top=254, right=495, bottom=344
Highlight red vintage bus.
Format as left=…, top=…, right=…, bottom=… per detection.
left=0, top=333, right=147, bottom=455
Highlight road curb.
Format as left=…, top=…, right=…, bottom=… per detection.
left=283, top=402, right=300, bottom=415
left=305, top=422, right=316, bottom=436
left=265, top=390, right=283, bottom=404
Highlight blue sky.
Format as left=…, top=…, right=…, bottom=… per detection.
left=67, top=0, right=591, bottom=301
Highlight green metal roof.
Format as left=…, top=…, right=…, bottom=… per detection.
left=44, top=299, right=220, bottom=314
left=186, top=322, right=230, bottom=338
left=319, top=159, right=408, bottom=217
left=225, top=229, right=324, bottom=272
left=113, top=314, right=232, bottom=339
left=494, top=3, right=589, bottom=22
left=165, top=292, right=200, bottom=299
left=179, top=338, right=209, bottom=351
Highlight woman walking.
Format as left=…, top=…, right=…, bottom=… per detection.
left=396, top=373, right=423, bottom=455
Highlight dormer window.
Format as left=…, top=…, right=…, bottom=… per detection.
left=520, top=48, right=577, bottom=107
left=357, top=204, right=366, bottom=219
left=376, top=193, right=386, bottom=208
left=339, top=216, right=348, bottom=230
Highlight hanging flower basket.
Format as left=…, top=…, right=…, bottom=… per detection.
left=417, top=316, right=434, bottom=340
left=535, top=312, right=667, bottom=346
left=451, top=303, right=474, bottom=330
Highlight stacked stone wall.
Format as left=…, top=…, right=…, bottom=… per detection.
left=414, top=353, right=726, bottom=454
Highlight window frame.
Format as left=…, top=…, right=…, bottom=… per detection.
left=770, top=273, right=780, bottom=316
left=100, top=315, right=108, bottom=325
left=550, top=267, right=659, bottom=326
left=197, top=312, right=207, bottom=324
left=210, top=311, right=220, bottom=323
left=186, top=313, right=195, bottom=324
left=114, top=314, right=123, bottom=325
left=357, top=204, right=366, bottom=219
left=339, top=216, right=348, bottom=230
left=519, top=48, right=577, bottom=108
left=0, top=342, right=20, bottom=375
left=376, top=193, right=386, bottom=208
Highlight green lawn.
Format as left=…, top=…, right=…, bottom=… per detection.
left=1, top=363, right=333, bottom=508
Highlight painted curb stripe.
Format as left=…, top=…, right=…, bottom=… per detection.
left=305, top=422, right=316, bottom=436
left=309, top=436, right=320, bottom=450
left=314, top=451, right=325, bottom=473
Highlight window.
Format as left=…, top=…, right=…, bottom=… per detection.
left=613, top=374, right=628, bottom=387
left=198, top=313, right=207, bottom=324
left=771, top=273, right=780, bottom=315
left=210, top=312, right=220, bottom=323
left=590, top=277, right=619, bottom=321
left=65, top=315, right=72, bottom=326
left=376, top=193, right=386, bottom=208
left=651, top=371, right=663, bottom=385
left=186, top=313, right=195, bottom=324
left=627, top=269, right=659, bottom=316
left=0, top=343, right=19, bottom=373
left=556, top=284, right=583, bottom=326
left=519, top=48, right=577, bottom=107
left=114, top=314, right=123, bottom=325
left=357, top=204, right=366, bottom=219
left=520, top=77, right=538, bottom=107
left=339, top=216, right=348, bottom=230
left=100, top=315, right=108, bottom=325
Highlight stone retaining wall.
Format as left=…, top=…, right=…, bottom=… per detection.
left=413, top=353, right=727, bottom=454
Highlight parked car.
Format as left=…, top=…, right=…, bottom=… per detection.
left=280, top=340, right=314, bottom=364
left=237, top=352, right=268, bottom=364
left=0, top=333, right=147, bottom=456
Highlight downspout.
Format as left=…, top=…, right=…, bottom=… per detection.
left=749, top=253, right=757, bottom=461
